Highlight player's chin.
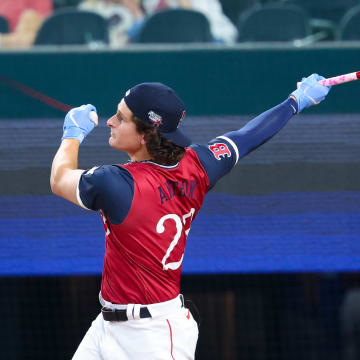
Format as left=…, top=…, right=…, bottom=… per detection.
left=108, top=136, right=115, bottom=147
left=109, top=136, right=122, bottom=150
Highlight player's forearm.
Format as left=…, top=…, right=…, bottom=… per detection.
left=50, top=139, right=81, bottom=195
left=226, top=97, right=298, bottom=159
left=51, top=104, right=97, bottom=203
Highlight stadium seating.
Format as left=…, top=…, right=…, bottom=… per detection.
left=34, top=8, right=109, bottom=46
left=219, top=0, right=259, bottom=26
left=0, top=15, right=9, bottom=34
left=133, top=9, right=213, bottom=44
left=337, top=5, right=360, bottom=41
left=237, top=3, right=310, bottom=42
left=290, top=0, right=358, bottom=23
left=289, top=0, right=358, bottom=40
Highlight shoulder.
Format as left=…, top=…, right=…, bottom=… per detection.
left=78, top=164, right=134, bottom=212
left=189, top=139, right=238, bottom=189
left=82, top=164, right=133, bottom=186
left=190, top=137, right=238, bottom=165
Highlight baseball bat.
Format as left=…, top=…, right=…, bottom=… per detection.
left=0, top=75, right=98, bottom=123
left=0, top=75, right=72, bottom=112
left=297, top=71, right=360, bottom=88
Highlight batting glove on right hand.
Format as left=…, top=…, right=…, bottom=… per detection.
left=62, top=104, right=98, bottom=144
left=291, top=74, right=331, bottom=113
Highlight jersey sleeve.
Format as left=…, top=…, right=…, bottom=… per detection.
left=190, top=137, right=238, bottom=189
left=77, top=165, right=134, bottom=225
left=191, top=97, right=297, bottom=188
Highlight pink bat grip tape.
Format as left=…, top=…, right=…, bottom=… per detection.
left=297, top=71, right=360, bottom=88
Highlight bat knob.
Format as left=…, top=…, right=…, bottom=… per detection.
left=89, top=111, right=98, bottom=126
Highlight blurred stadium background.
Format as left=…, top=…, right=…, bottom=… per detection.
left=1, top=0, right=360, bottom=359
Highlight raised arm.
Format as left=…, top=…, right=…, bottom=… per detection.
left=50, top=104, right=98, bottom=206
left=229, top=73, right=331, bottom=159
left=191, top=73, right=331, bottom=188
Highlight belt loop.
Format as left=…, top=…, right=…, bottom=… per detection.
left=133, top=304, right=141, bottom=320
left=126, top=304, right=134, bottom=320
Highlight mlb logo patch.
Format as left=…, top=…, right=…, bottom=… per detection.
left=178, top=110, right=186, bottom=127
left=148, top=111, right=162, bottom=126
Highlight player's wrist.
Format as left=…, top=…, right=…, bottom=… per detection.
left=60, top=138, right=82, bottom=147
left=289, top=94, right=297, bottom=103
left=62, top=127, right=85, bottom=144
left=288, top=95, right=299, bottom=114
left=290, top=88, right=305, bottom=113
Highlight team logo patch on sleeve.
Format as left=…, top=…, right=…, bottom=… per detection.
left=208, top=143, right=231, bottom=160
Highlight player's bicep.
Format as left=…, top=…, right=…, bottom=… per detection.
left=53, top=169, right=85, bottom=207
left=76, top=166, right=102, bottom=210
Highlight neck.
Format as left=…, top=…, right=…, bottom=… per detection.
left=129, top=147, right=152, bottom=162
left=130, top=156, right=152, bottom=163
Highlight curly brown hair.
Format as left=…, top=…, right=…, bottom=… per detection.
left=133, top=116, right=186, bottom=166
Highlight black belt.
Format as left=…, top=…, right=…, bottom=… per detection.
left=101, top=307, right=152, bottom=322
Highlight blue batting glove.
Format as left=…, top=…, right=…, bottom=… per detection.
left=291, top=74, right=331, bottom=113
left=62, top=104, right=98, bottom=144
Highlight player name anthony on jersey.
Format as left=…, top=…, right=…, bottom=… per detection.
left=158, top=179, right=200, bottom=205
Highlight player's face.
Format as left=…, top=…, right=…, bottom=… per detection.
left=107, top=99, right=145, bottom=157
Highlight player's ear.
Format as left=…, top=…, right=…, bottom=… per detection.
left=140, top=133, right=147, bottom=145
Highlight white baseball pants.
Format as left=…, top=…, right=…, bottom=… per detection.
left=72, top=295, right=198, bottom=360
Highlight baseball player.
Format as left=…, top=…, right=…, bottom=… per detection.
left=50, top=74, right=330, bottom=360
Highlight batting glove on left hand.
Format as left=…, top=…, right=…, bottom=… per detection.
left=291, top=73, right=331, bottom=113
left=62, top=104, right=98, bottom=144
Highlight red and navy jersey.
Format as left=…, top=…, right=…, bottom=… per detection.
left=77, top=98, right=297, bottom=304
left=79, top=148, right=212, bottom=304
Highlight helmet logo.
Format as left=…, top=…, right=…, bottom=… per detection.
left=148, top=111, right=162, bottom=126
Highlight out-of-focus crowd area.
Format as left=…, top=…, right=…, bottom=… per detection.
left=1, top=0, right=360, bottom=49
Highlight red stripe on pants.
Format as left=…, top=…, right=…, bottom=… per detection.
left=166, top=319, right=175, bottom=360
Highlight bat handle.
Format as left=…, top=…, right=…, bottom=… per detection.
left=297, top=72, right=360, bottom=88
